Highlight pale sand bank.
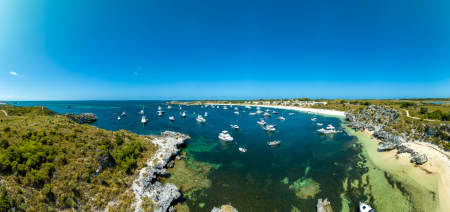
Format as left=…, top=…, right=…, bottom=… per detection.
left=349, top=129, right=450, bottom=212
left=209, top=103, right=346, bottom=118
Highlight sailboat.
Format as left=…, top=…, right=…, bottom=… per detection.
left=141, top=116, right=147, bottom=124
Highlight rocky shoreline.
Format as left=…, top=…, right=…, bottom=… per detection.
left=345, top=105, right=440, bottom=165
left=131, top=131, right=190, bottom=212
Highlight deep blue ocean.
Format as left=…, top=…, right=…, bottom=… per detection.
left=10, top=101, right=367, bottom=211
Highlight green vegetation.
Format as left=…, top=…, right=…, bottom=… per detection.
left=0, top=105, right=158, bottom=211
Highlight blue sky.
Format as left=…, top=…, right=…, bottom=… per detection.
left=1, top=0, right=449, bottom=100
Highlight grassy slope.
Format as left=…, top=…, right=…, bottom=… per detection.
left=0, top=105, right=157, bottom=211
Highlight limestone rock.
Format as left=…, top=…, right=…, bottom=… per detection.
left=316, top=198, right=333, bottom=212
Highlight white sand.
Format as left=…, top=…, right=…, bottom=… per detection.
left=210, top=103, right=346, bottom=118
left=358, top=130, right=450, bottom=212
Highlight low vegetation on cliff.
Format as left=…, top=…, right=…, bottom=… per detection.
left=0, top=105, right=158, bottom=211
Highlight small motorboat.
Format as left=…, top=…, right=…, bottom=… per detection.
left=230, top=124, right=239, bottom=130
left=234, top=107, right=238, bottom=111
left=181, top=111, right=186, bottom=118
left=256, top=109, right=263, bottom=114
left=121, top=112, right=127, bottom=116
left=359, top=202, right=376, bottom=212
left=157, top=110, right=163, bottom=117
left=263, top=112, right=271, bottom=117
left=263, top=124, right=276, bottom=132
left=223, top=106, right=228, bottom=110
left=267, top=140, right=281, bottom=146
left=257, top=119, right=267, bottom=125
left=288, top=112, right=295, bottom=116
left=169, top=116, right=175, bottom=121
left=249, top=112, right=257, bottom=116
left=272, top=111, right=279, bottom=114
left=311, top=117, right=317, bottom=121
left=239, top=147, right=247, bottom=153
left=277, top=116, right=285, bottom=121
left=234, top=111, right=240, bottom=115
left=196, top=115, right=206, bottom=123
left=204, top=112, right=208, bottom=117
left=117, top=116, right=121, bottom=120
left=218, top=130, right=233, bottom=142
left=245, top=106, right=251, bottom=109
left=141, top=116, right=147, bottom=124
left=317, top=123, right=323, bottom=126
left=167, top=105, right=172, bottom=109
left=158, top=106, right=162, bottom=111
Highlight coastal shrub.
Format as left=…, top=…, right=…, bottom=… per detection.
left=2, top=127, right=10, bottom=133
left=419, top=107, right=428, bottom=114
left=0, top=139, right=9, bottom=149
left=113, top=140, right=144, bottom=173
left=400, top=102, right=417, bottom=108
left=0, top=186, right=11, bottom=211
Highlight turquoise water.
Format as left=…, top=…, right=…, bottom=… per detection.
left=11, top=101, right=369, bottom=211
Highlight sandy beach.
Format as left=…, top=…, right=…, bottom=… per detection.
left=207, top=103, right=346, bottom=118
left=354, top=130, right=450, bottom=212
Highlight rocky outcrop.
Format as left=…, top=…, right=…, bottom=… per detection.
left=410, top=152, right=428, bottom=165
left=132, top=131, right=190, bottom=212
left=66, top=113, right=97, bottom=124
left=346, top=105, right=429, bottom=165
left=211, top=205, right=239, bottom=212
left=316, top=198, right=333, bottom=212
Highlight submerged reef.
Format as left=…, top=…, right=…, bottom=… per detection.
left=289, top=178, right=321, bottom=199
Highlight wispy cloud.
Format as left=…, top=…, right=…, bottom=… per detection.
left=8, top=71, right=23, bottom=78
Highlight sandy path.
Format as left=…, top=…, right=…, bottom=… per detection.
left=0, top=110, right=7, bottom=116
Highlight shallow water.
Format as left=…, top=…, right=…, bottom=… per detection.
left=11, top=101, right=428, bottom=211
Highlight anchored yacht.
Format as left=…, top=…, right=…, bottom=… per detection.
left=196, top=115, right=206, bottom=123
left=157, top=110, right=163, bottom=117
left=263, top=112, right=271, bottom=117
left=181, top=111, right=186, bottom=118
left=249, top=112, right=257, bottom=116
left=267, top=140, right=281, bottom=146
left=121, top=112, right=126, bottom=116
left=204, top=112, right=208, bottom=117
left=288, top=112, right=295, bottom=116
left=141, top=116, right=147, bottom=124
left=117, top=116, right=121, bottom=120
left=234, top=111, right=239, bottom=115
left=311, top=117, right=317, bottom=121
left=238, top=147, right=247, bottom=153
left=230, top=124, right=239, bottom=130
left=218, top=130, right=234, bottom=142
left=169, top=116, right=175, bottom=121
left=263, top=124, right=276, bottom=132
left=257, top=119, right=267, bottom=125
left=277, top=116, right=286, bottom=120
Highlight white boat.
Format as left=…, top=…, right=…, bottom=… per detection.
left=317, top=125, right=337, bottom=134
left=169, top=116, right=175, bottom=121
left=141, top=116, right=147, bottom=124
left=263, top=112, right=271, bottom=117
left=249, top=112, right=257, bottom=116
left=157, top=110, right=163, bottom=116
left=218, top=130, right=233, bottom=142
left=277, top=116, right=285, bottom=120
left=359, top=202, right=376, bottom=212
left=121, top=112, right=126, bottom=116
left=317, top=123, right=323, bottom=126
left=230, top=124, right=239, bottom=130
left=181, top=111, right=186, bottom=118
left=272, top=111, right=279, bottom=114
left=311, top=117, right=317, bottom=121
left=234, top=107, right=238, bottom=111
left=196, top=115, right=206, bottom=123
left=238, top=147, right=247, bottom=153
left=204, top=112, right=208, bottom=117
left=256, top=109, right=263, bottom=114
left=234, top=111, right=240, bottom=115
left=257, top=119, right=267, bottom=125
left=267, top=140, right=281, bottom=146
left=117, top=116, right=121, bottom=120
left=263, top=124, right=276, bottom=132
left=167, top=105, right=172, bottom=109
left=326, top=124, right=335, bottom=130
left=223, top=106, right=228, bottom=110
left=245, top=106, right=251, bottom=109
left=158, top=106, right=162, bottom=111
left=139, top=109, right=144, bottom=115
left=288, top=112, right=295, bottom=116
